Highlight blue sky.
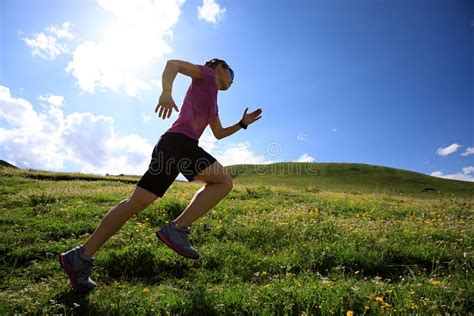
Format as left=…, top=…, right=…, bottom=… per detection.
left=1, top=0, right=473, bottom=181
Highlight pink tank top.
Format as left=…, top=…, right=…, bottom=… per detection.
left=166, top=65, right=219, bottom=140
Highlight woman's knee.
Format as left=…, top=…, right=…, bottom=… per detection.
left=194, top=161, right=232, bottom=186
left=199, top=173, right=233, bottom=192
left=127, top=198, right=152, bottom=213
left=127, top=186, right=159, bottom=212
left=222, top=175, right=233, bottom=193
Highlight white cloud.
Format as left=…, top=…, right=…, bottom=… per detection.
left=0, top=85, right=152, bottom=174
left=39, top=94, right=64, bottom=107
left=142, top=113, right=152, bottom=123
left=66, top=0, right=184, bottom=96
left=198, top=0, right=226, bottom=23
left=294, top=153, right=315, bottom=163
left=436, top=143, right=461, bottom=157
left=430, top=171, right=443, bottom=177
left=430, top=166, right=474, bottom=182
left=63, top=114, right=152, bottom=175
left=215, top=142, right=271, bottom=166
left=23, top=32, right=69, bottom=60
left=461, top=147, right=474, bottom=157
left=297, top=132, right=308, bottom=141
left=46, top=22, right=74, bottom=39
left=199, top=127, right=274, bottom=166
left=462, top=166, right=474, bottom=174
left=23, top=21, right=74, bottom=60
left=332, top=128, right=337, bottom=132
left=198, top=127, right=219, bottom=153
left=0, top=86, right=41, bottom=128
left=0, top=86, right=66, bottom=169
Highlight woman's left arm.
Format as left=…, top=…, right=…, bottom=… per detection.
left=210, top=107, right=263, bottom=140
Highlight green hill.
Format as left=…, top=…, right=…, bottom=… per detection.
left=226, top=162, right=474, bottom=198
left=1, top=162, right=473, bottom=198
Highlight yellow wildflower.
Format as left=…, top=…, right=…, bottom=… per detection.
left=143, top=288, right=149, bottom=293
left=429, top=279, right=441, bottom=285
left=346, top=311, right=354, bottom=316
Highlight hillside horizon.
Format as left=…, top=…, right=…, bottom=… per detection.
left=1, top=158, right=471, bottom=182
left=2, top=160, right=473, bottom=198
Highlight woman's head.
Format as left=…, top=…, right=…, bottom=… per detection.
left=205, top=58, right=234, bottom=91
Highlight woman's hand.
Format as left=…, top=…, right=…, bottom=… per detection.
left=241, top=107, right=263, bottom=126
left=155, top=92, right=179, bottom=119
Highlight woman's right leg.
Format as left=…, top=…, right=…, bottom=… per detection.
left=156, top=160, right=232, bottom=260
left=81, top=186, right=158, bottom=258
left=173, top=161, right=233, bottom=228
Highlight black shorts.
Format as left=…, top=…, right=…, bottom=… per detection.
left=137, top=132, right=217, bottom=197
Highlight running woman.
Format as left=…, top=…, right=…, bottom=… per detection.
left=59, top=58, right=263, bottom=292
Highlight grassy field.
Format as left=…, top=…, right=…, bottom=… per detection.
left=0, top=165, right=473, bottom=314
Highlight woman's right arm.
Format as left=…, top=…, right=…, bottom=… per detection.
left=162, top=60, right=202, bottom=94
left=156, top=60, right=202, bottom=119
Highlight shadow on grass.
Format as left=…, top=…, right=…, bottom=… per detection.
left=52, top=285, right=222, bottom=315
left=99, top=244, right=191, bottom=284
left=51, top=290, right=99, bottom=315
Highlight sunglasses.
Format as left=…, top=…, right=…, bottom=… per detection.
left=221, top=63, right=234, bottom=81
